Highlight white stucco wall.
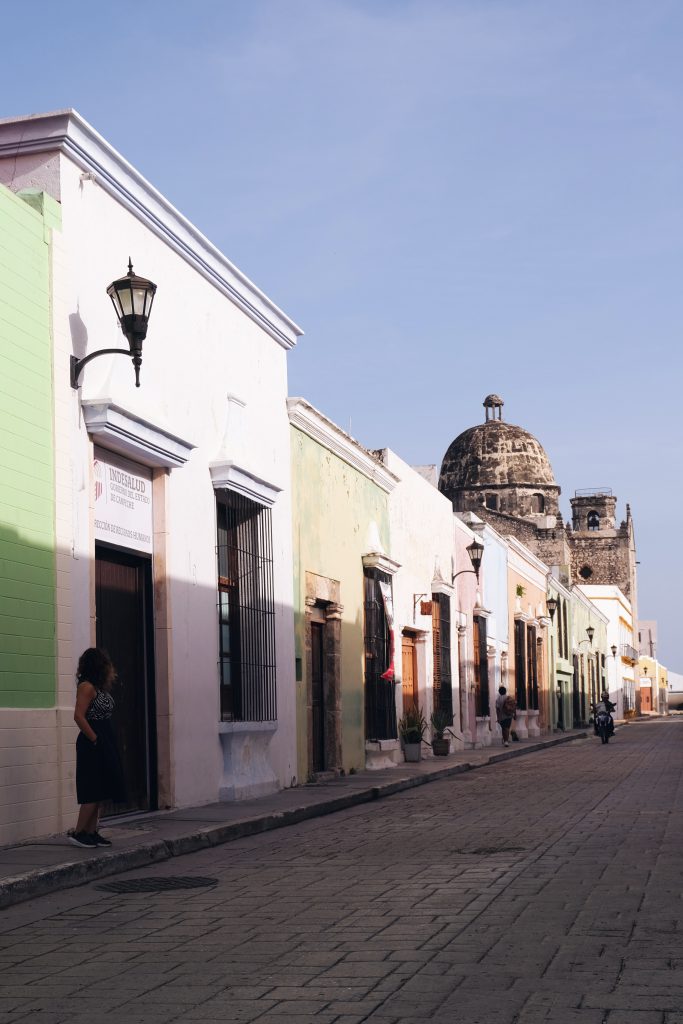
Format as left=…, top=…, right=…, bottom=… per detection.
left=379, top=451, right=457, bottom=727
left=54, top=153, right=298, bottom=807
left=578, top=585, right=634, bottom=721
left=479, top=522, right=510, bottom=697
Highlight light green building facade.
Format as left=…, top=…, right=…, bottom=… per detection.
left=288, top=399, right=396, bottom=783
left=0, top=185, right=60, bottom=709
left=547, top=576, right=608, bottom=730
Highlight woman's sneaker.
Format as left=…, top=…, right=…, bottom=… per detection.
left=91, top=832, right=112, bottom=847
left=69, top=831, right=98, bottom=848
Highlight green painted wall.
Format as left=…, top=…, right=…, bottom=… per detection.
left=0, top=185, right=59, bottom=708
left=290, top=427, right=390, bottom=781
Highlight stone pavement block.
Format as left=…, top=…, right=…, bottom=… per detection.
left=607, top=1013, right=665, bottom=1023
left=584, top=994, right=683, bottom=1012
left=183, top=1000, right=278, bottom=1020
left=517, top=1010, right=605, bottom=1023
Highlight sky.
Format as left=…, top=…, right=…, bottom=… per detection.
left=1, top=0, right=681, bottom=667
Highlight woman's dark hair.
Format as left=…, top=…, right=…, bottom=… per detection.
left=498, top=686, right=507, bottom=695
left=77, top=647, right=115, bottom=690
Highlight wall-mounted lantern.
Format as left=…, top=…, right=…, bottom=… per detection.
left=452, top=539, right=484, bottom=584
left=546, top=596, right=558, bottom=620
left=586, top=625, right=595, bottom=646
left=71, top=260, right=157, bottom=389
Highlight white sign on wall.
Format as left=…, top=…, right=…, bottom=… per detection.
left=94, top=448, right=153, bottom=554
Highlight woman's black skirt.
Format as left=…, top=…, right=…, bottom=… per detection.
left=76, top=720, right=126, bottom=805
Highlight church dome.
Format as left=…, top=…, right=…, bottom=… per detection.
left=440, top=420, right=557, bottom=490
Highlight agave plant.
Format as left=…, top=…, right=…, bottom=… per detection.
left=398, top=705, right=427, bottom=744
left=430, top=708, right=454, bottom=740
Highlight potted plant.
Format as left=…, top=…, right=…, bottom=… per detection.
left=430, top=708, right=453, bottom=756
left=398, top=705, right=427, bottom=762
left=432, top=708, right=454, bottom=757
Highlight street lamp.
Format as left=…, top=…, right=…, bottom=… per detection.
left=71, top=260, right=157, bottom=389
left=611, top=645, right=617, bottom=658
left=586, top=625, right=595, bottom=645
left=546, top=596, right=558, bottom=621
left=452, top=539, right=484, bottom=584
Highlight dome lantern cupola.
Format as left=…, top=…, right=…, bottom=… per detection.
left=483, top=394, right=504, bottom=422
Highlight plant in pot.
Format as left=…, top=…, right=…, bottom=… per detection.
left=430, top=708, right=454, bottom=756
left=398, top=705, right=427, bottom=762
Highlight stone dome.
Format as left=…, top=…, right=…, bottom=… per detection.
left=440, top=420, right=557, bottom=490
left=439, top=398, right=560, bottom=517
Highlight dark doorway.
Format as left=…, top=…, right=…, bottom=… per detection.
left=572, top=655, right=581, bottom=728
left=311, top=620, right=325, bottom=773
left=95, top=545, right=156, bottom=815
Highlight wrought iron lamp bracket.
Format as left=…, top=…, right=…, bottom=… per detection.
left=70, top=348, right=134, bottom=390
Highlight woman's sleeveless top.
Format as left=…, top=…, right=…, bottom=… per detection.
left=85, top=688, right=115, bottom=721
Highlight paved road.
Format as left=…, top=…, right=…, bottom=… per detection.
left=0, top=721, right=681, bottom=1024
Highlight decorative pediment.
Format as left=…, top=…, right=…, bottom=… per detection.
left=81, top=400, right=195, bottom=469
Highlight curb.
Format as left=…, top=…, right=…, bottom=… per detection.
left=0, top=731, right=587, bottom=911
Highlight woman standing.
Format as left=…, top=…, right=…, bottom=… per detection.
left=70, top=647, right=126, bottom=849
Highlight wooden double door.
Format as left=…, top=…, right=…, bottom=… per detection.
left=402, top=633, right=418, bottom=711
left=95, top=545, right=157, bottom=815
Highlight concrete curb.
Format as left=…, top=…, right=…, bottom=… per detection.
left=0, top=731, right=587, bottom=911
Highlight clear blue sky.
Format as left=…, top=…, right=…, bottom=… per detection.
left=2, top=0, right=681, bottom=667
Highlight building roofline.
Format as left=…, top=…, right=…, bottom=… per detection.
left=287, top=398, right=399, bottom=493
left=0, top=109, right=303, bottom=350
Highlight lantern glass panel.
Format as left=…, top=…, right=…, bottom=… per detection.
left=109, top=290, right=124, bottom=319
left=145, top=290, right=155, bottom=317
left=132, top=287, right=148, bottom=315
left=118, top=284, right=134, bottom=317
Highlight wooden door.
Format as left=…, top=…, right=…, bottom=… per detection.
left=95, top=546, right=156, bottom=815
left=401, top=634, right=418, bottom=711
left=311, top=621, right=325, bottom=773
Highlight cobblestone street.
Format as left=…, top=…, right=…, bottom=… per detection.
left=0, top=720, right=681, bottom=1024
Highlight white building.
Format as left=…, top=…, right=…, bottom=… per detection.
left=667, top=671, right=683, bottom=712
left=578, top=584, right=636, bottom=721
left=0, top=110, right=302, bottom=841
left=376, top=451, right=461, bottom=756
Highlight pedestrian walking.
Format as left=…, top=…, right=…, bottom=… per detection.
left=70, top=647, right=126, bottom=849
left=495, top=686, right=516, bottom=747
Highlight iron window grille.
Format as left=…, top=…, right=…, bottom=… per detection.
left=432, top=593, right=453, bottom=722
left=363, top=568, right=397, bottom=741
left=514, top=619, right=527, bottom=711
left=473, top=615, right=490, bottom=716
left=526, top=624, right=539, bottom=711
left=216, top=491, right=276, bottom=722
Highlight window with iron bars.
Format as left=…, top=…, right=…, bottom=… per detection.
left=216, top=490, right=276, bottom=722
left=363, top=568, right=397, bottom=741
left=431, top=593, right=453, bottom=722
left=473, top=615, right=490, bottom=716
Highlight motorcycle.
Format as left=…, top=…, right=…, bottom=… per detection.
left=594, top=708, right=612, bottom=744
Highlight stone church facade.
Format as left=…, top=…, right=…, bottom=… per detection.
left=439, top=395, right=638, bottom=615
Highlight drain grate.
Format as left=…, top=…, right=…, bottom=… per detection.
left=97, top=875, right=218, bottom=894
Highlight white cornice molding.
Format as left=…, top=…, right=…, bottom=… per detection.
left=81, top=400, right=195, bottom=469
left=288, top=398, right=399, bottom=493
left=210, top=461, right=282, bottom=508
left=0, top=110, right=303, bottom=351
left=362, top=552, right=401, bottom=576
left=431, top=578, right=454, bottom=597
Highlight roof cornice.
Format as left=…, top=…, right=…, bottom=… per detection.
left=0, top=110, right=303, bottom=351
left=288, top=398, right=399, bottom=494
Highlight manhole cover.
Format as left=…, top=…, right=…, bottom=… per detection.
left=96, top=875, right=218, bottom=894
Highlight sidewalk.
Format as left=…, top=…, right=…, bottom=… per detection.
left=0, top=730, right=587, bottom=911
